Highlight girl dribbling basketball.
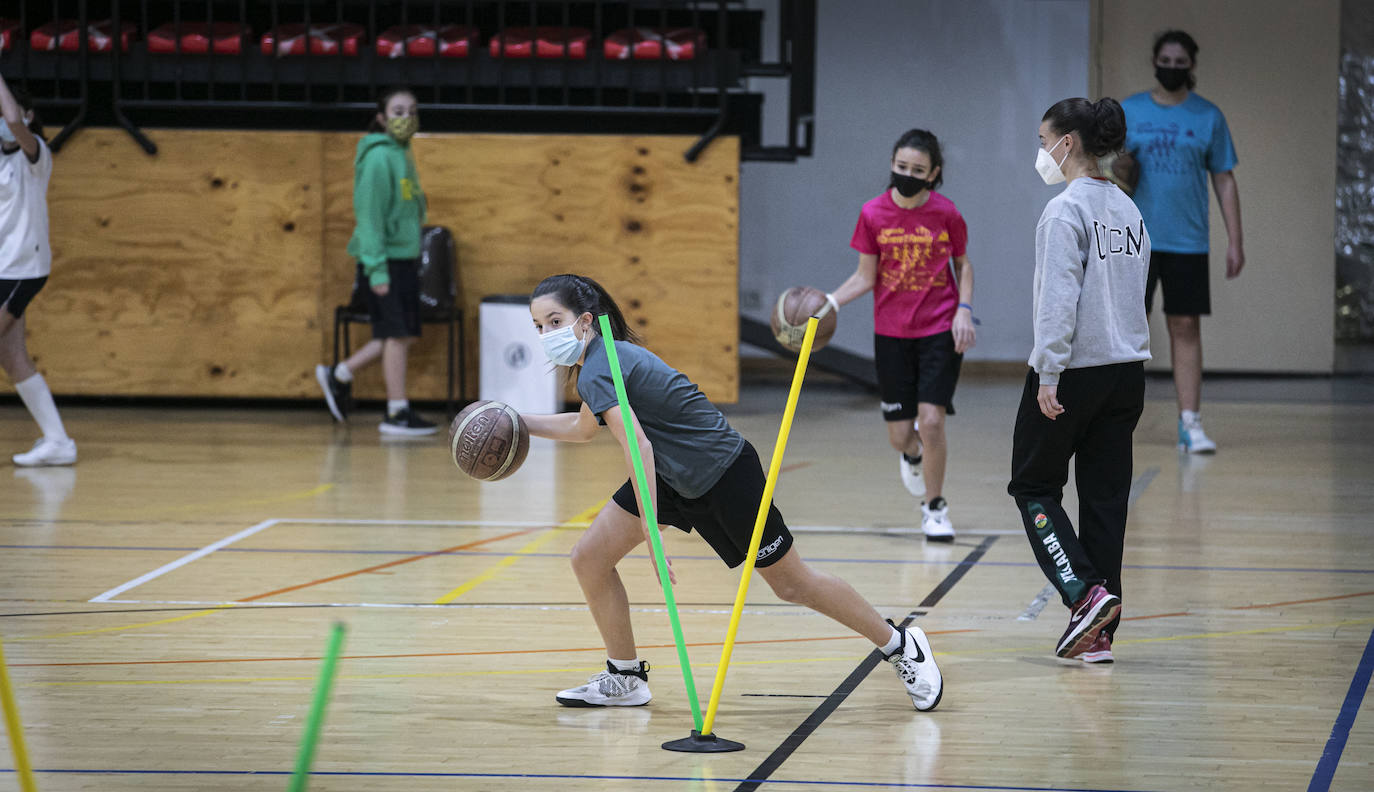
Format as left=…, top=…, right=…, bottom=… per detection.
left=521, top=273, right=943, bottom=712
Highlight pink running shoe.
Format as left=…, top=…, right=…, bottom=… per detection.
left=1056, top=585, right=1121, bottom=658
left=1081, top=632, right=1114, bottom=664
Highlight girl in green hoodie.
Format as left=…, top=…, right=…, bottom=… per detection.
left=316, top=87, right=437, bottom=436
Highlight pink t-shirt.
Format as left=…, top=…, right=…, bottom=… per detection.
left=849, top=190, right=968, bottom=339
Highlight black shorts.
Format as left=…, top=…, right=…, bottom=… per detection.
left=611, top=441, right=794, bottom=569
left=1146, top=251, right=1210, bottom=316
left=874, top=331, right=961, bottom=421
left=356, top=259, right=421, bottom=339
left=0, top=277, right=47, bottom=319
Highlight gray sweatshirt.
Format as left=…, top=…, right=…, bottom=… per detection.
left=1030, top=177, right=1151, bottom=384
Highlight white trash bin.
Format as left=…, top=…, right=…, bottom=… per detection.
left=479, top=296, right=559, bottom=415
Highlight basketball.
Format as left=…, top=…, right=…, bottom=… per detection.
left=770, top=286, right=837, bottom=352
left=448, top=400, right=530, bottom=482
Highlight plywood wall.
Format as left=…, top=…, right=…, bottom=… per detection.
left=16, top=128, right=740, bottom=404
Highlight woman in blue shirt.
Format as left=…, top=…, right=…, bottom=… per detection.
left=1114, top=30, right=1244, bottom=453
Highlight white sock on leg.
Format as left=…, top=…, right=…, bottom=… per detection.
left=333, top=362, right=354, bottom=383
left=880, top=625, right=903, bottom=656
left=15, top=373, right=69, bottom=441
left=387, top=399, right=408, bottom=417
left=608, top=657, right=641, bottom=673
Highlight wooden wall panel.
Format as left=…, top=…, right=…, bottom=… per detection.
left=7, top=128, right=738, bottom=403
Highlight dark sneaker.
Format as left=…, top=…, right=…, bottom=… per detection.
left=1056, top=584, right=1121, bottom=659
left=885, top=619, right=943, bottom=711
left=379, top=407, right=438, bottom=436
left=314, top=365, right=351, bottom=422
left=556, top=661, right=652, bottom=707
left=1081, top=632, right=1114, bottom=664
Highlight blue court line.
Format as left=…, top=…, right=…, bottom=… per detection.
left=1, top=544, right=1371, bottom=575
left=0, top=769, right=1157, bottom=791
left=1308, top=626, right=1374, bottom=791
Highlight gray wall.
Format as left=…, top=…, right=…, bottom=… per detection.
left=739, top=0, right=1091, bottom=363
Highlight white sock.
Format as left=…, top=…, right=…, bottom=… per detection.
left=15, top=373, right=68, bottom=442
left=1181, top=409, right=1200, bottom=424
left=880, top=625, right=903, bottom=656
left=387, top=399, right=409, bottom=417
left=333, top=362, right=354, bottom=383
left=608, top=657, right=641, bottom=673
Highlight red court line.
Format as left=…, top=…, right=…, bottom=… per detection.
left=779, top=461, right=813, bottom=474
left=1121, top=611, right=1191, bottom=622
left=1230, top=590, right=1374, bottom=610
left=12, top=629, right=980, bottom=668
left=235, top=528, right=542, bottom=603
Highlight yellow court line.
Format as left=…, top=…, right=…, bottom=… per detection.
left=13, top=604, right=240, bottom=642
left=137, top=483, right=336, bottom=519
left=25, top=656, right=851, bottom=688
left=431, top=501, right=606, bottom=604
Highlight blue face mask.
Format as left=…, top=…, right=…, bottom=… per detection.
left=541, top=320, right=592, bottom=367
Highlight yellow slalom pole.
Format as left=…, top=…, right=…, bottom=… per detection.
left=700, top=316, right=818, bottom=737
left=0, top=636, right=38, bottom=792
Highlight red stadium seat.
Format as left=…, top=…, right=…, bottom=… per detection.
left=30, top=20, right=135, bottom=53
left=0, top=19, right=18, bottom=53
left=147, top=22, right=251, bottom=55
left=260, top=23, right=365, bottom=57
left=604, top=27, right=706, bottom=61
left=489, top=27, right=591, bottom=59
left=376, top=24, right=476, bottom=58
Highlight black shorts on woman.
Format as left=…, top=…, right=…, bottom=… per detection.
left=354, top=259, right=421, bottom=338
left=0, top=277, right=47, bottom=319
left=874, top=330, right=962, bottom=421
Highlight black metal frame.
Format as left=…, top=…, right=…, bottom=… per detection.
left=0, top=0, right=815, bottom=161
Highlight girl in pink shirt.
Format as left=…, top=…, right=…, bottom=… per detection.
left=828, top=129, right=976, bottom=540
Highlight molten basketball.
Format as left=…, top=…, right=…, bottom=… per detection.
left=770, top=286, right=837, bottom=352
left=448, top=400, right=530, bottom=482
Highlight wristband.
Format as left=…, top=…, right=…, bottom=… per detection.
left=825, top=293, right=840, bottom=315
left=957, top=302, right=973, bottom=312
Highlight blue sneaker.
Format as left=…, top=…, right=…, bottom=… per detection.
left=1178, top=413, right=1216, bottom=454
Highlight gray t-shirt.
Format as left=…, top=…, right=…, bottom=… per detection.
left=1031, top=177, right=1152, bottom=384
left=578, top=339, right=745, bottom=498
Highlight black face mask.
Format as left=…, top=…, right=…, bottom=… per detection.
left=1155, top=66, right=1190, bottom=92
left=890, top=171, right=932, bottom=198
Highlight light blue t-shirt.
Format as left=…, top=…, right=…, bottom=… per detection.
left=1122, top=91, right=1237, bottom=254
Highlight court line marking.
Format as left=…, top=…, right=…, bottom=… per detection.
left=431, top=502, right=604, bottom=604
left=736, top=536, right=1000, bottom=792
left=9, top=605, right=239, bottom=642
left=0, top=768, right=1158, bottom=791
left=1017, top=467, right=1157, bottom=621
left=88, top=519, right=279, bottom=603
left=1308, top=626, right=1374, bottom=791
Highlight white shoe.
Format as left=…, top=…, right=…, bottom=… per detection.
left=921, top=497, right=954, bottom=542
left=886, top=621, right=942, bottom=711
left=13, top=437, right=77, bottom=467
left=1178, top=414, right=1216, bottom=454
left=899, top=454, right=926, bottom=498
left=556, top=661, right=652, bottom=707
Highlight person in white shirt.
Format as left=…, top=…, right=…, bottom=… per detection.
left=1, top=74, right=75, bottom=467
left=1008, top=97, right=1151, bottom=664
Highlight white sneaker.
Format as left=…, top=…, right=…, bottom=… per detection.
left=556, top=661, right=652, bottom=707
left=899, top=454, right=926, bottom=498
left=921, top=497, right=954, bottom=542
left=1178, top=414, right=1216, bottom=454
left=886, top=621, right=942, bottom=711
left=13, top=437, right=77, bottom=467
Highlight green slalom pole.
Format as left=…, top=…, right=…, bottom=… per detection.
left=598, top=314, right=703, bottom=732
left=287, top=622, right=347, bottom=792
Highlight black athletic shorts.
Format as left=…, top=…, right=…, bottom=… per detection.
left=611, top=440, right=794, bottom=569
left=874, top=330, right=961, bottom=421
left=356, top=259, right=421, bottom=339
left=0, top=277, right=47, bottom=319
left=1145, top=251, right=1210, bottom=316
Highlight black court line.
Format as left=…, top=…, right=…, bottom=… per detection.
left=741, top=694, right=830, bottom=699
left=733, top=536, right=998, bottom=792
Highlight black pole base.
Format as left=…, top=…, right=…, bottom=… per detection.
left=662, top=729, right=745, bottom=753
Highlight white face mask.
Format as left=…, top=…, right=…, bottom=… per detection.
left=1035, top=135, right=1070, bottom=185
left=0, top=120, right=15, bottom=146
left=540, top=320, right=591, bottom=367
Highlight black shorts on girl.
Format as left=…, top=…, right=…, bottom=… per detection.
left=874, top=330, right=962, bottom=421
left=611, top=441, right=794, bottom=569
left=355, top=259, right=421, bottom=338
left=0, top=277, right=47, bottom=319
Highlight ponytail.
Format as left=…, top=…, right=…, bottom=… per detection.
left=531, top=273, right=644, bottom=346
left=1041, top=97, right=1126, bottom=158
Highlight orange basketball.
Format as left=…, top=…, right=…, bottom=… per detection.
left=770, top=286, right=837, bottom=352
left=448, top=400, right=530, bottom=482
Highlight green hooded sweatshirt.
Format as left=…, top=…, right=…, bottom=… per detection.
left=346, top=132, right=427, bottom=287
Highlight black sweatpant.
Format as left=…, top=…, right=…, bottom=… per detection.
left=1008, top=362, right=1144, bottom=639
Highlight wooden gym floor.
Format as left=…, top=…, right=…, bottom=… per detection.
left=1, top=368, right=1372, bottom=791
